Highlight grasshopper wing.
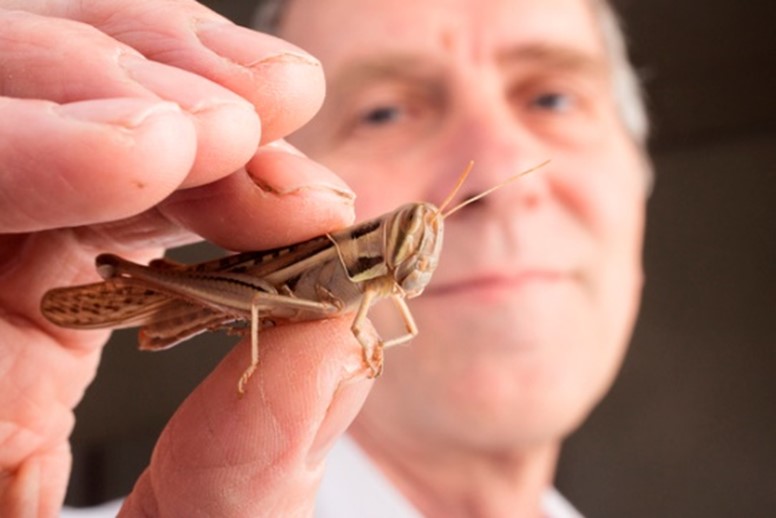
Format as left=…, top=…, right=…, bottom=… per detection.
left=41, top=278, right=238, bottom=350
left=41, top=280, right=172, bottom=329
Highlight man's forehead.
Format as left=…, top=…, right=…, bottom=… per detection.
left=280, top=0, right=606, bottom=76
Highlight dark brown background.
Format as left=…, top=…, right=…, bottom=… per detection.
left=65, top=1, right=776, bottom=515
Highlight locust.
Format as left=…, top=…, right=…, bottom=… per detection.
left=41, top=161, right=547, bottom=394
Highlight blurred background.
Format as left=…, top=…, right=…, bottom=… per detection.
left=65, top=0, right=776, bottom=516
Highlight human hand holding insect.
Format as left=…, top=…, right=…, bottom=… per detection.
left=0, top=1, right=371, bottom=516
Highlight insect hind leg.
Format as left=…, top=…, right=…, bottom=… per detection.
left=237, top=291, right=339, bottom=395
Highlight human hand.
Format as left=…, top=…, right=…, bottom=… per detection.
left=0, top=1, right=372, bottom=516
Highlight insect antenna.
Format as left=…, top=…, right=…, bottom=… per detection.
left=441, top=159, right=551, bottom=219
left=435, top=161, right=475, bottom=216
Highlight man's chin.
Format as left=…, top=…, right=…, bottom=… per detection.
left=407, top=338, right=611, bottom=441
left=427, top=390, right=596, bottom=452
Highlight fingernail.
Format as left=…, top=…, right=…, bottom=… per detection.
left=261, top=139, right=308, bottom=157
left=56, top=99, right=183, bottom=129
left=120, top=54, right=255, bottom=115
left=248, top=151, right=356, bottom=203
left=196, top=21, right=321, bottom=69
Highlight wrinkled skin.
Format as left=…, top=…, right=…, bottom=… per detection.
left=0, top=1, right=372, bottom=516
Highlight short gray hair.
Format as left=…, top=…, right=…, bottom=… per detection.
left=252, top=0, right=649, bottom=147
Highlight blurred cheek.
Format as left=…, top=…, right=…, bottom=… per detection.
left=576, top=143, right=647, bottom=358
left=353, top=189, right=400, bottom=220
left=316, top=158, right=423, bottom=219
left=553, top=130, right=647, bottom=266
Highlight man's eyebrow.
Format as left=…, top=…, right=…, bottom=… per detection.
left=327, top=44, right=606, bottom=95
left=497, top=43, right=607, bottom=75
left=328, top=54, right=442, bottom=92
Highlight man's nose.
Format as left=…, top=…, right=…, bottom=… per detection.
left=434, top=96, right=550, bottom=212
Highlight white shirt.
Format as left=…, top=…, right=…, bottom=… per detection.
left=316, top=435, right=584, bottom=518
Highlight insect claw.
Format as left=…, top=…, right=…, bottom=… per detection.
left=237, top=363, right=257, bottom=397
left=364, top=343, right=384, bottom=378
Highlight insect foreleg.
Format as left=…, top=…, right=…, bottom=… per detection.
left=350, top=287, right=384, bottom=377
left=382, top=295, right=418, bottom=348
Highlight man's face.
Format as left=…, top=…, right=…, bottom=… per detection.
left=279, top=0, right=647, bottom=449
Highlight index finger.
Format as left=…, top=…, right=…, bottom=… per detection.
left=9, top=0, right=325, bottom=144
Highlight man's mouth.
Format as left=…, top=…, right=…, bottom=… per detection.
left=423, top=270, right=573, bottom=299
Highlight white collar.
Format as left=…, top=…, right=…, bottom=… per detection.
left=316, top=434, right=583, bottom=518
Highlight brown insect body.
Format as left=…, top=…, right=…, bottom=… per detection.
left=41, top=161, right=545, bottom=393
left=41, top=202, right=445, bottom=390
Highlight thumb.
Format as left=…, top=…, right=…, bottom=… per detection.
left=120, top=317, right=373, bottom=517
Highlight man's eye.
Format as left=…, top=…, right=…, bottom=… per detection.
left=531, top=92, right=573, bottom=112
left=361, top=105, right=403, bottom=125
